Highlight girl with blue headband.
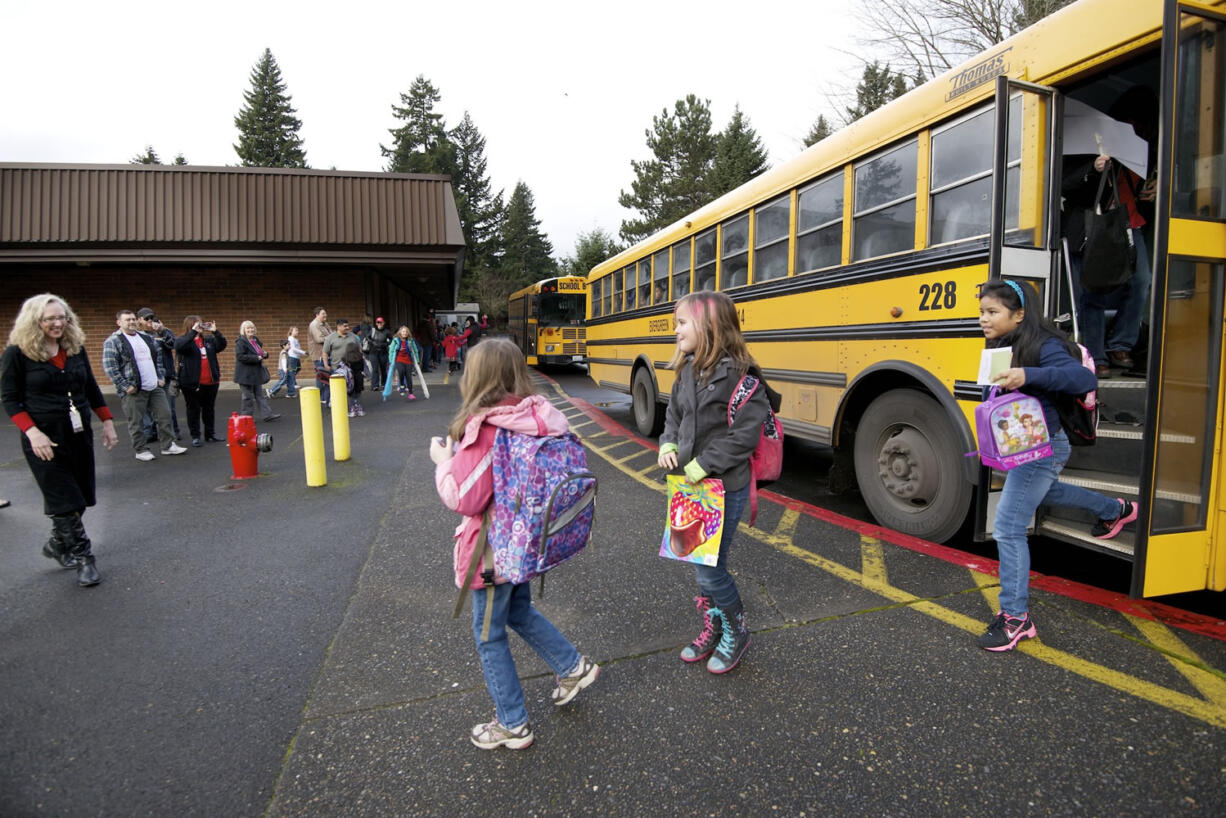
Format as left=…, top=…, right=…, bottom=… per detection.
left=975, top=280, right=1136, bottom=651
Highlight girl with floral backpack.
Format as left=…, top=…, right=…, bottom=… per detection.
left=431, top=339, right=599, bottom=750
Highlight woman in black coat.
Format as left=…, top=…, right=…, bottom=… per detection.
left=1, top=293, right=117, bottom=586
left=175, top=315, right=227, bottom=446
left=234, top=320, right=280, bottom=423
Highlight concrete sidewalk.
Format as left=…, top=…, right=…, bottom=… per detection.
left=2, top=370, right=1225, bottom=816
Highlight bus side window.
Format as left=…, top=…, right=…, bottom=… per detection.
left=796, top=174, right=843, bottom=274
left=638, top=259, right=652, bottom=308
left=695, top=229, right=717, bottom=291
left=672, top=239, right=692, bottom=300
left=754, top=194, right=790, bottom=282
left=591, top=278, right=602, bottom=318
left=930, top=104, right=1019, bottom=245
left=624, top=265, right=637, bottom=310
left=721, top=214, right=749, bottom=289
left=653, top=248, right=669, bottom=304
left=853, top=140, right=918, bottom=261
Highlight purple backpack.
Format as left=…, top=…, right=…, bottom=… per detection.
left=457, top=422, right=597, bottom=638
left=487, top=427, right=596, bottom=582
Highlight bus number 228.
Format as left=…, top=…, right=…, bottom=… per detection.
left=918, top=281, right=956, bottom=311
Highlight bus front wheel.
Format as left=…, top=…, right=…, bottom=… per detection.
left=852, top=389, right=970, bottom=543
left=632, top=367, right=665, bottom=437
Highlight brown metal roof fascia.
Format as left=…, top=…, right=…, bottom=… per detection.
left=0, top=164, right=465, bottom=251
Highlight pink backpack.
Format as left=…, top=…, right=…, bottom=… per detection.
left=728, top=373, right=784, bottom=525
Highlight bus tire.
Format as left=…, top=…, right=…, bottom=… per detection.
left=853, top=389, right=970, bottom=543
left=632, top=367, right=665, bottom=437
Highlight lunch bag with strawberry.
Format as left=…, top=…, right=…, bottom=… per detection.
left=456, top=427, right=598, bottom=638
left=728, top=371, right=784, bottom=526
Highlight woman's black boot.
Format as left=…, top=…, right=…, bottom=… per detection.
left=43, top=514, right=78, bottom=568
left=66, top=512, right=100, bottom=587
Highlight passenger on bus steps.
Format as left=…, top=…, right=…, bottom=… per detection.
left=658, top=291, right=769, bottom=674
left=975, top=280, right=1138, bottom=652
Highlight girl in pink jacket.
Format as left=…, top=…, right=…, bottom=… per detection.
left=431, top=338, right=599, bottom=750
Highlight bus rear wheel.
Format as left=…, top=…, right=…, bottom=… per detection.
left=853, top=389, right=970, bottom=543
left=632, top=367, right=665, bottom=437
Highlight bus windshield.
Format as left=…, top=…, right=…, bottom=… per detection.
left=539, top=293, right=585, bottom=325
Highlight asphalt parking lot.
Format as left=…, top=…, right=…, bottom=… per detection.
left=2, top=370, right=1225, bottom=817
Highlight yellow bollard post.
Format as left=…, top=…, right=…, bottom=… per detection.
left=330, top=375, right=350, bottom=461
left=299, top=387, right=327, bottom=486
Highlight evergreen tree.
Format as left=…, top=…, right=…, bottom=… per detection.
left=500, top=181, right=557, bottom=292
left=561, top=228, right=622, bottom=277
left=233, top=48, right=308, bottom=168
left=449, top=112, right=501, bottom=271
left=131, top=146, right=161, bottom=165
left=618, top=94, right=718, bottom=244
left=381, top=75, right=457, bottom=176
left=172, top=154, right=188, bottom=165
left=709, top=105, right=769, bottom=198
left=803, top=114, right=834, bottom=148
left=845, top=61, right=909, bottom=123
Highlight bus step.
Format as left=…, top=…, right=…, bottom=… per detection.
left=1057, top=467, right=1139, bottom=497
left=1035, top=518, right=1135, bottom=559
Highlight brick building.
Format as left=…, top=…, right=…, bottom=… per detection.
left=0, top=163, right=465, bottom=385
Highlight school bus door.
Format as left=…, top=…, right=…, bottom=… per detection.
left=1134, top=0, right=1226, bottom=596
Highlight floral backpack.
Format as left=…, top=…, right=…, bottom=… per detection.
left=455, top=417, right=597, bottom=639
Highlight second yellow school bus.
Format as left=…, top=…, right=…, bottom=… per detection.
left=586, top=0, right=1226, bottom=598
left=507, top=276, right=588, bottom=366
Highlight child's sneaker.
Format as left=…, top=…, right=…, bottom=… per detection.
left=1091, top=499, right=1138, bottom=539
left=976, top=611, right=1036, bottom=651
left=551, top=656, right=599, bottom=706
left=355, top=402, right=365, bottom=416
left=470, top=719, right=534, bottom=750
left=407, top=393, right=416, bottom=401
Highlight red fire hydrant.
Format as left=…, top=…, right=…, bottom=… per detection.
left=228, top=412, right=273, bottom=479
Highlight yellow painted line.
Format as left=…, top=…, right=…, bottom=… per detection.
left=774, top=507, right=800, bottom=540
left=546, top=374, right=1226, bottom=729
left=861, top=536, right=888, bottom=587
left=1126, top=614, right=1226, bottom=707
left=615, top=449, right=656, bottom=465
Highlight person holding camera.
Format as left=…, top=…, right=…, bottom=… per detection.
left=175, top=316, right=227, bottom=447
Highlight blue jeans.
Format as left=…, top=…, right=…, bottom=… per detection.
left=694, top=482, right=750, bottom=609
left=1077, top=229, right=1151, bottom=364
left=993, top=432, right=1120, bottom=617
left=471, top=581, right=581, bottom=730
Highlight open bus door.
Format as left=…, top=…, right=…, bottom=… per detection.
left=975, top=76, right=1062, bottom=539
left=1133, top=0, right=1226, bottom=596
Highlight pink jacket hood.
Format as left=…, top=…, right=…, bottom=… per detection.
left=455, top=393, right=569, bottom=446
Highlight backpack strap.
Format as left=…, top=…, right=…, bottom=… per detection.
left=727, top=374, right=760, bottom=426
left=452, top=511, right=498, bottom=641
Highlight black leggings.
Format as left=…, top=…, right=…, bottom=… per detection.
left=181, top=383, right=220, bottom=438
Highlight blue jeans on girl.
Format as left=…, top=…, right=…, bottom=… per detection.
left=993, top=431, right=1120, bottom=617
left=472, top=581, right=582, bottom=730
left=694, top=482, right=750, bottom=609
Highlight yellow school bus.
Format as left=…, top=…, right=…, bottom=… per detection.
left=507, top=276, right=588, bottom=366
left=586, top=0, right=1226, bottom=597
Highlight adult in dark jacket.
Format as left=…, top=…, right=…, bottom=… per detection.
left=365, top=316, right=392, bottom=390
left=1, top=293, right=118, bottom=586
left=234, top=320, right=281, bottom=423
left=175, top=315, right=227, bottom=446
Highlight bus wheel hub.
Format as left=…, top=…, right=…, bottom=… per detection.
left=877, top=429, right=933, bottom=502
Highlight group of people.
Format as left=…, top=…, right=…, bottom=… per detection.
left=416, top=310, right=488, bottom=374
left=1062, top=86, right=1157, bottom=380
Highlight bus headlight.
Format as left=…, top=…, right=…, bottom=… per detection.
left=545, top=344, right=557, bottom=353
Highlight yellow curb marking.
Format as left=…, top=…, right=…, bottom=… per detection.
left=539, top=376, right=1226, bottom=729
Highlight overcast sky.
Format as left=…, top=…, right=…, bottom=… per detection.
left=2, top=0, right=860, bottom=260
